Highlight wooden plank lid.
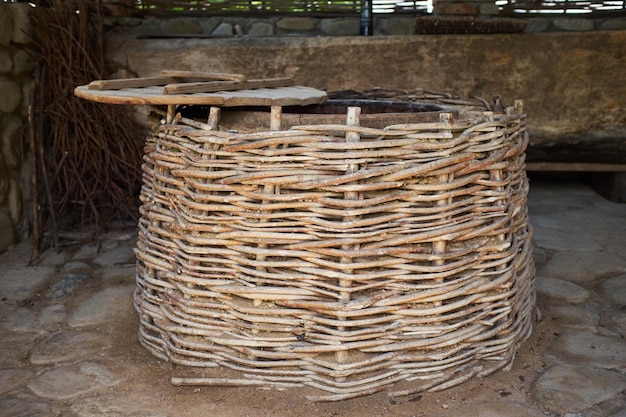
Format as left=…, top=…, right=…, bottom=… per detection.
left=74, top=72, right=327, bottom=107
left=74, top=85, right=328, bottom=107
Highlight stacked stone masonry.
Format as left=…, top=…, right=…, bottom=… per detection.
left=0, top=2, right=32, bottom=253
left=107, top=14, right=626, bottom=38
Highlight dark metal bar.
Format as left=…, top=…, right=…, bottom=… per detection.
left=360, top=0, right=373, bottom=35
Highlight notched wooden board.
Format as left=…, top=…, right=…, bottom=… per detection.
left=88, top=71, right=249, bottom=90
left=163, top=78, right=294, bottom=95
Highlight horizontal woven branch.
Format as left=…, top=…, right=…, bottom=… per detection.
left=134, top=101, right=535, bottom=401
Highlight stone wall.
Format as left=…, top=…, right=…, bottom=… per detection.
left=106, top=14, right=626, bottom=38
left=0, top=2, right=32, bottom=253
left=109, top=15, right=418, bottom=38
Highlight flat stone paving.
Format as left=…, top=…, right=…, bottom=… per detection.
left=0, top=181, right=624, bottom=416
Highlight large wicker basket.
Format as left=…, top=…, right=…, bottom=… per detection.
left=134, top=97, right=535, bottom=401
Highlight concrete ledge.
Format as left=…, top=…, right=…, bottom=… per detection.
left=106, top=31, right=626, bottom=148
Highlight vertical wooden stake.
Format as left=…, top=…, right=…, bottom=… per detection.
left=340, top=106, right=361, bottom=301
left=166, top=104, right=176, bottom=124
left=206, top=106, right=221, bottom=156
left=270, top=105, right=282, bottom=131
left=432, top=113, right=454, bottom=307
left=253, top=106, right=284, bottom=313
left=208, top=106, right=220, bottom=130
left=485, top=110, right=508, bottom=271
left=336, top=106, right=362, bottom=366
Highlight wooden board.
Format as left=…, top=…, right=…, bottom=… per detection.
left=88, top=72, right=248, bottom=90
left=74, top=85, right=328, bottom=107
left=163, top=78, right=294, bottom=95
left=89, top=76, right=176, bottom=90
left=159, top=70, right=246, bottom=82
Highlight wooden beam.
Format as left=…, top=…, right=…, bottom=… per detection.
left=526, top=162, right=626, bottom=172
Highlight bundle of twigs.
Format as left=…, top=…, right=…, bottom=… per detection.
left=29, top=0, right=144, bottom=253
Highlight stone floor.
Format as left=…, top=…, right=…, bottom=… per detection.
left=0, top=180, right=625, bottom=417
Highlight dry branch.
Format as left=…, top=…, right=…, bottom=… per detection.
left=30, top=0, right=144, bottom=249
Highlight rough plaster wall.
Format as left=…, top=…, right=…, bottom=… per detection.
left=106, top=31, right=626, bottom=146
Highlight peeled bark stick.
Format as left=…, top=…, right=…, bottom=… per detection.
left=171, top=377, right=298, bottom=388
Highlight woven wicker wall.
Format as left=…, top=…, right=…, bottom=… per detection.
left=134, top=99, right=535, bottom=401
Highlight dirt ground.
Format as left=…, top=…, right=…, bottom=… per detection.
left=95, top=288, right=553, bottom=417
left=117, top=319, right=552, bottom=417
